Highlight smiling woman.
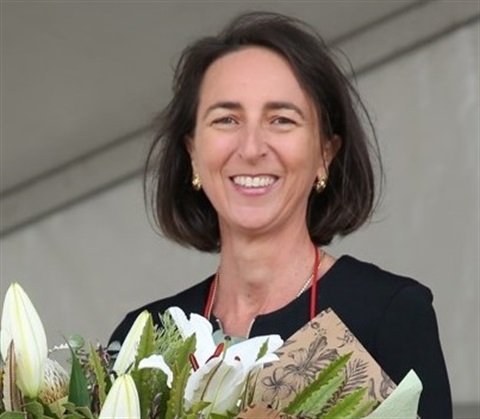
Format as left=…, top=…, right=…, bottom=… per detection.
left=109, top=11, right=452, bottom=418
left=189, top=47, right=335, bottom=239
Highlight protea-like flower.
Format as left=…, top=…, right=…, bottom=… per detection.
left=99, top=374, right=140, bottom=418
left=38, top=358, right=70, bottom=405
left=0, top=282, right=48, bottom=398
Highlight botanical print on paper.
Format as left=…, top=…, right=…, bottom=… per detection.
left=255, top=308, right=397, bottom=408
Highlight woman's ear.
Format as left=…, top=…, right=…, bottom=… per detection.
left=187, top=136, right=200, bottom=179
left=323, top=134, right=341, bottom=168
left=187, top=136, right=199, bottom=169
left=186, top=135, right=195, bottom=156
left=316, top=134, right=341, bottom=180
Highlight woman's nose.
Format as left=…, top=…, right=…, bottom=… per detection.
left=237, top=125, right=268, bottom=162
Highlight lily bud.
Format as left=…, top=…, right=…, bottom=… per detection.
left=99, top=374, right=140, bottom=418
left=112, top=310, right=149, bottom=374
left=1, top=282, right=48, bottom=398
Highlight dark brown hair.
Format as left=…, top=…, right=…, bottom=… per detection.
left=145, top=11, right=382, bottom=252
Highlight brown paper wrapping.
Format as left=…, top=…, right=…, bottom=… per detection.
left=240, top=308, right=397, bottom=417
left=237, top=405, right=297, bottom=418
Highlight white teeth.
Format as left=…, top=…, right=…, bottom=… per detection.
left=232, top=176, right=276, bottom=188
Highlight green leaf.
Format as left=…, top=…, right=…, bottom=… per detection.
left=67, top=345, right=90, bottom=407
left=24, top=400, right=44, bottom=418
left=284, top=352, right=352, bottom=415
left=74, top=406, right=95, bottom=419
left=255, top=339, right=269, bottom=361
left=239, top=370, right=258, bottom=411
left=184, top=400, right=211, bottom=418
left=62, top=402, right=77, bottom=413
left=88, top=343, right=107, bottom=406
left=167, top=333, right=196, bottom=385
left=346, top=399, right=378, bottom=418
left=0, top=413, right=26, bottom=419
left=298, top=374, right=345, bottom=416
left=164, top=350, right=195, bottom=419
left=164, top=363, right=189, bottom=419
left=131, top=315, right=164, bottom=418
left=321, top=387, right=367, bottom=419
left=170, top=332, right=197, bottom=371
left=134, top=314, right=158, bottom=364
left=63, top=413, right=84, bottom=419
left=68, top=335, right=85, bottom=350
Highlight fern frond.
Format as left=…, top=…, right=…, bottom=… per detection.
left=157, top=311, right=184, bottom=366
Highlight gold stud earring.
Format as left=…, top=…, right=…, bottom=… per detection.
left=314, top=177, right=327, bottom=193
left=192, top=173, right=202, bottom=191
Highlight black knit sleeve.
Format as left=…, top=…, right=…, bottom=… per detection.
left=108, top=277, right=213, bottom=347
left=108, top=310, right=139, bottom=347
left=375, top=284, right=452, bottom=419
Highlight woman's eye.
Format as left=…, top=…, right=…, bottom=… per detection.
left=212, top=116, right=237, bottom=125
left=272, top=116, right=296, bottom=125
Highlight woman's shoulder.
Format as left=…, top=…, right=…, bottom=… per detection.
left=328, top=254, right=433, bottom=301
left=320, top=255, right=434, bottom=347
left=109, top=276, right=213, bottom=345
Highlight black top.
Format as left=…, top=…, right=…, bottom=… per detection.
left=109, top=255, right=452, bottom=418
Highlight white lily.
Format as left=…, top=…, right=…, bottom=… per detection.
left=185, top=356, right=244, bottom=415
left=167, top=306, right=283, bottom=415
left=185, top=335, right=283, bottom=415
left=113, top=310, right=149, bottom=374
left=99, top=374, right=140, bottom=418
left=0, top=282, right=48, bottom=398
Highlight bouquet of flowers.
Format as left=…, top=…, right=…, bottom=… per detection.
left=0, top=283, right=422, bottom=418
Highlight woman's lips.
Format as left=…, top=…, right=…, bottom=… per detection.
left=231, top=175, right=278, bottom=188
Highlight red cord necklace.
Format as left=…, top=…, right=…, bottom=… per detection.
left=204, top=246, right=323, bottom=329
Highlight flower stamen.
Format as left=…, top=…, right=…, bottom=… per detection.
left=189, top=353, right=200, bottom=371
left=206, top=342, right=225, bottom=363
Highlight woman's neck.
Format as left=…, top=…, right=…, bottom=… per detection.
left=212, top=225, right=318, bottom=333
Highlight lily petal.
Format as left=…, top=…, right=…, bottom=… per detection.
left=99, top=374, right=140, bottom=418
left=0, top=282, right=48, bottom=398
left=113, top=311, right=149, bottom=374
left=138, top=354, right=173, bottom=387
left=167, top=307, right=216, bottom=364
left=225, top=335, right=283, bottom=369
left=165, top=306, right=190, bottom=337
left=185, top=357, right=246, bottom=415
left=167, top=307, right=213, bottom=338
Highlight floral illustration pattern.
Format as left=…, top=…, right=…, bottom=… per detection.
left=255, top=308, right=397, bottom=408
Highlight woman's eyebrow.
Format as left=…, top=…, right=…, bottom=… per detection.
left=264, top=101, right=306, bottom=119
left=203, top=101, right=242, bottom=119
left=202, top=100, right=306, bottom=120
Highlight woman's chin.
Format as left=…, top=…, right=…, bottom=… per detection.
left=220, top=210, right=287, bottom=237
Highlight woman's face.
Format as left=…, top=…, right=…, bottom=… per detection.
left=189, top=47, right=335, bottom=237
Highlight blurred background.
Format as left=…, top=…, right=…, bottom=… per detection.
left=1, top=1, right=479, bottom=416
